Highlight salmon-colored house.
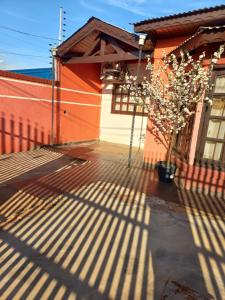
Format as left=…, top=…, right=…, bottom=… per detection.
left=133, top=5, right=225, bottom=194
left=0, top=5, right=225, bottom=194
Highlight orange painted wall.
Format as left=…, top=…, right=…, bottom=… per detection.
left=0, top=62, right=102, bottom=155
left=56, top=62, right=102, bottom=144
left=144, top=36, right=190, bottom=165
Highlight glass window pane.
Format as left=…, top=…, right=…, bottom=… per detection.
left=136, top=105, right=143, bottom=113
left=128, top=104, right=134, bottom=112
left=218, top=121, right=225, bottom=139
left=214, top=76, right=225, bottom=93
left=203, top=142, right=215, bottom=159
left=115, top=95, right=121, bottom=102
left=214, top=143, right=223, bottom=160
left=114, top=104, right=120, bottom=111
left=207, top=120, right=220, bottom=138
left=122, top=95, right=128, bottom=103
left=122, top=104, right=127, bottom=111
left=115, top=87, right=122, bottom=93
left=211, top=98, right=225, bottom=116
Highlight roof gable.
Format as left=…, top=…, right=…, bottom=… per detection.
left=58, top=17, right=139, bottom=57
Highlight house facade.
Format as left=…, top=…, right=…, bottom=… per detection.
left=133, top=6, right=225, bottom=193
left=134, top=5, right=225, bottom=167
left=56, top=17, right=149, bottom=149
left=0, top=5, right=224, bottom=194
left=55, top=5, right=225, bottom=194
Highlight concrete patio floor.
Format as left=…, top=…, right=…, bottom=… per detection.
left=0, top=141, right=224, bottom=300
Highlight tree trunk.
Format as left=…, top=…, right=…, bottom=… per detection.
left=166, top=131, right=176, bottom=166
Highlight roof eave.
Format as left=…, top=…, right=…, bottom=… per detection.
left=169, top=26, right=225, bottom=57
left=134, top=4, right=225, bottom=27
left=134, top=5, right=225, bottom=36
left=57, top=17, right=140, bottom=58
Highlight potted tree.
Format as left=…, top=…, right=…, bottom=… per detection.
left=125, top=45, right=224, bottom=182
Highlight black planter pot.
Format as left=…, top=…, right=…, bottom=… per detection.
left=156, top=161, right=177, bottom=183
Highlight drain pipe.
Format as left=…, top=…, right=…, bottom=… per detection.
left=128, top=34, right=147, bottom=168
left=50, top=47, right=57, bottom=145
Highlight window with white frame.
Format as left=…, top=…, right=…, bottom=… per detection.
left=199, top=70, right=225, bottom=163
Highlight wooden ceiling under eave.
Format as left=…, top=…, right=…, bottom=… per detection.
left=57, top=17, right=154, bottom=64
left=170, top=26, right=225, bottom=57
left=70, top=30, right=100, bottom=55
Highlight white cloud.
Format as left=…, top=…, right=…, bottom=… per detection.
left=0, top=56, right=16, bottom=70
left=103, top=0, right=149, bottom=16
left=80, top=0, right=106, bottom=13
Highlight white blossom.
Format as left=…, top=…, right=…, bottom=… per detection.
left=123, top=44, right=224, bottom=162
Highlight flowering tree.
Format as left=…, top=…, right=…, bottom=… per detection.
left=125, top=45, right=224, bottom=165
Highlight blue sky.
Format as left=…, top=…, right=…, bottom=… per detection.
left=0, top=0, right=224, bottom=69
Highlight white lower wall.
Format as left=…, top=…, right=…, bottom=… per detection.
left=100, top=84, right=147, bottom=148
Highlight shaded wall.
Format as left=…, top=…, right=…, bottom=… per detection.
left=100, top=62, right=148, bottom=148
left=100, top=83, right=147, bottom=148
left=143, top=41, right=225, bottom=194
left=143, top=36, right=190, bottom=165
left=143, top=38, right=225, bottom=167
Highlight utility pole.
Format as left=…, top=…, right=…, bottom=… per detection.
left=58, top=6, right=66, bottom=45
left=128, top=34, right=147, bottom=168
left=50, top=47, right=57, bottom=145
left=49, top=6, right=65, bottom=145
left=59, top=7, right=63, bottom=45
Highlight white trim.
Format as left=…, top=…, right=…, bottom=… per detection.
left=59, top=100, right=100, bottom=107
left=0, top=76, right=50, bottom=87
left=0, top=76, right=101, bottom=97
left=59, top=86, right=100, bottom=96
left=0, top=95, right=101, bottom=107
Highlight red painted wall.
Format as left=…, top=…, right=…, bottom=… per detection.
left=172, top=155, right=225, bottom=195
left=0, top=62, right=102, bottom=155
left=0, top=71, right=52, bottom=154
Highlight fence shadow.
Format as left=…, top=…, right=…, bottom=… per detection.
left=0, top=112, right=51, bottom=155
left=0, top=145, right=224, bottom=299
